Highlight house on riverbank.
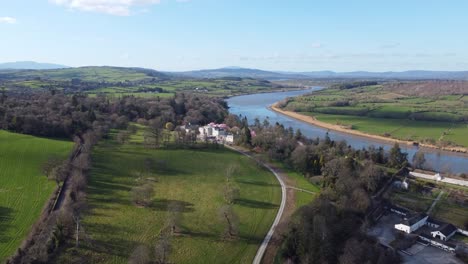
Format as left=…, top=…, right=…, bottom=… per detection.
left=392, top=210, right=465, bottom=253
left=198, top=123, right=235, bottom=144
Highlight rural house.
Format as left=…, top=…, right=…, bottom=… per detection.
left=431, top=224, right=458, bottom=241
left=394, top=213, right=428, bottom=234
left=198, top=123, right=235, bottom=144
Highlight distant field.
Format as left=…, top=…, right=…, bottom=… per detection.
left=0, top=67, right=163, bottom=82
left=1, top=66, right=291, bottom=98
left=85, top=79, right=281, bottom=98
left=0, top=130, right=72, bottom=261
left=59, top=133, right=281, bottom=263
left=305, top=112, right=468, bottom=147
left=282, top=82, right=468, bottom=147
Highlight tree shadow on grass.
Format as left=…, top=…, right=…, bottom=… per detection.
left=236, top=179, right=279, bottom=187
left=236, top=198, right=278, bottom=209
left=180, top=230, right=216, bottom=240
left=239, top=234, right=264, bottom=245
left=181, top=230, right=263, bottom=245
left=82, top=223, right=136, bottom=258
left=0, top=206, right=13, bottom=243
left=150, top=199, right=195, bottom=212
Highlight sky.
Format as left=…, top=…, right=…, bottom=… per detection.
left=1, top=0, right=468, bottom=72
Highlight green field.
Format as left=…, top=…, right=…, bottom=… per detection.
left=59, top=134, right=281, bottom=263
left=1, top=66, right=290, bottom=98
left=259, top=157, right=319, bottom=208
left=282, top=83, right=468, bottom=147
left=0, top=67, right=163, bottom=82
left=306, top=112, right=468, bottom=147
left=0, top=130, right=73, bottom=261
left=390, top=178, right=468, bottom=228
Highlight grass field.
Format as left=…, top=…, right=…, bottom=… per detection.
left=59, top=133, right=282, bottom=263
left=389, top=178, right=468, bottom=228
left=306, top=112, right=468, bottom=147
left=0, top=130, right=73, bottom=261
left=1, top=66, right=290, bottom=98
left=263, top=158, right=319, bottom=208
left=283, top=83, right=468, bottom=147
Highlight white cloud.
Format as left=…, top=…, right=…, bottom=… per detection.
left=50, top=0, right=163, bottom=16
left=0, top=17, right=17, bottom=24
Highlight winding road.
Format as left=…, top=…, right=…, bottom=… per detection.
left=224, top=145, right=287, bottom=264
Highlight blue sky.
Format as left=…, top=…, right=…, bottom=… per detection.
left=1, top=0, right=467, bottom=71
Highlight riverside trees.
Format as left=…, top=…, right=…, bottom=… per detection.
left=244, top=118, right=404, bottom=264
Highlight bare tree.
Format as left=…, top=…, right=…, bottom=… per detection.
left=42, top=155, right=62, bottom=178
left=412, top=150, right=426, bottom=170
left=350, top=188, right=370, bottom=213
left=219, top=205, right=239, bottom=239
left=128, top=245, right=151, bottom=264
left=144, top=118, right=163, bottom=148
left=154, top=234, right=172, bottom=264
left=166, top=201, right=183, bottom=235
left=131, top=183, right=154, bottom=207
left=223, top=184, right=240, bottom=204
left=360, top=160, right=383, bottom=193
left=225, top=164, right=239, bottom=182
left=50, top=163, right=69, bottom=186
left=116, top=130, right=131, bottom=144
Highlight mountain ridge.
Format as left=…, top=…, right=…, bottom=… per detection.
left=0, top=61, right=69, bottom=70
left=172, top=67, right=468, bottom=80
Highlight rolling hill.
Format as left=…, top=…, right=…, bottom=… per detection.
left=172, top=67, right=468, bottom=80
left=0, top=61, right=69, bottom=70
left=171, top=67, right=309, bottom=80
left=0, top=66, right=169, bottom=82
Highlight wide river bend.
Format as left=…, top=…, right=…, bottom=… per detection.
left=227, top=88, right=468, bottom=174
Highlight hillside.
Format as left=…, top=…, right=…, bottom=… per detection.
left=0, top=61, right=69, bottom=70
left=0, top=66, right=290, bottom=98
left=0, top=66, right=168, bottom=82
left=173, top=67, right=468, bottom=80
left=57, top=130, right=281, bottom=263
left=172, top=67, right=308, bottom=80
left=297, top=70, right=468, bottom=80
left=0, top=131, right=73, bottom=261
left=279, top=81, right=468, bottom=148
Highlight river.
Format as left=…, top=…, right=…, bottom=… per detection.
left=226, top=88, right=468, bottom=174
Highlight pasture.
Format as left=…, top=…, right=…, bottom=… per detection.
left=308, top=112, right=468, bottom=147
left=0, top=130, right=72, bottom=261
left=1, top=66, right=286, bottom=98
left=283, top=83, right=468, bottom=147
left=389, top=178, right=468, bottom=228
left=58, top=133, right=282, bottom=263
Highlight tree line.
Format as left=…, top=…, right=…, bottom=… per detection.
left=2, top=90, right=228, bottom=264
left=237, top=118, right=407, bottom=264
left=0, top=91, right=228, bottom=139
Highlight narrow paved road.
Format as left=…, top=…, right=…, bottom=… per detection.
left=410, top=172, right=468, bottom=187
left=224, top=145, right=287, bottom=264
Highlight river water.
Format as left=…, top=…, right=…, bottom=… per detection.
left=227, top=88, right=468, bottom=174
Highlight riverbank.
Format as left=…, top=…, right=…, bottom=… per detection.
left=271, top=103, right=468, bottom=154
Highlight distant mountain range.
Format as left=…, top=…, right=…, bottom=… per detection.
left=2, top=62, right=467, bottom=80
left=171, top=67, right=308, bottom=80
left=0, top=61, right=69, bottom=70
left=173, top=67, right=468, bottom=80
